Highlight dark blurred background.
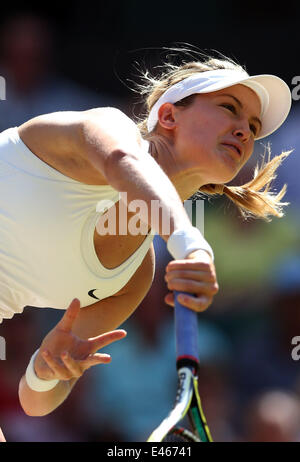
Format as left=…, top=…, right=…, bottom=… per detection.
left=0, top=1, right=299, bottom=112
left=1, top=0, right=300, bottom=442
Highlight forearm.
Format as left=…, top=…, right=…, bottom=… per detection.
left=104, top=151, right=191, bottom=239
left=18, top=375, right=77, bottom=417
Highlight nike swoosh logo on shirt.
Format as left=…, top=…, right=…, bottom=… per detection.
left=88, top=289, right=100, bottom=301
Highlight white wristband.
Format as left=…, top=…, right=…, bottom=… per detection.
left=25, top=349, right=59, bottom=392
left=167, top=227, right=214, bottom=261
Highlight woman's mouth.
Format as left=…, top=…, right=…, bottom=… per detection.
left=221, top=143, right=242, bottom=158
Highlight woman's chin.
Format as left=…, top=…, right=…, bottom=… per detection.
left=209, top=169, right=237, bottom=185
left=210, top=151, right=242, bottom=184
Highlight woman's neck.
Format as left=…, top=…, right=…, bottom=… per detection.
left=147, top=134, right=205, bottom=201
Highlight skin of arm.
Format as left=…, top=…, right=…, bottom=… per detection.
left=19, top=108, right=192, bottom=240
left=16, top=108, right=217, bottom=416
left=18, top=108, right=188, bottom=417
left=18, top=247, right=155, bottom=417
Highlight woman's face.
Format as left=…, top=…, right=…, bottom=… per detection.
left=170, top=84, right=262, bottom=184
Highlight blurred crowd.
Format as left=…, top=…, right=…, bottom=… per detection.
left=0, top=12, right=300, bottom=442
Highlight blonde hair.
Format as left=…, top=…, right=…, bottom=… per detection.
left=135, top=51, right=291, bottom=221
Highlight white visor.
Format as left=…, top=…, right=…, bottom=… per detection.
left=146, top=69, right=291, bottom=140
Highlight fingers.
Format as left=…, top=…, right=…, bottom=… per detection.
left=165, top=270, right=219, bottom=298
left=61, top=351, right=112, bottom=374
left=39, top=330, right=127, bottom=380
left=40, top=349, right=112, bottom=381
left=175, top=293, right=213, bottom=312
left=60, top=352, right=85, bottom=378
left=164, top=258, right=219, bottom=312
left=165, top=269, right=216, bottom=283
left=165, top=276, right=218, bottom=296
left=166, top=262, right=218, bottom=288
left=164, top=292, right=213, bottom=312
left=57, top=299, right=81, bottom=333
left=41, top=350, right=73, bottom=381
left=88, top=329, right=127, bottom=353
left=164, top=292, right=174, bottom=307
left=78, top=353, right=112, bottom=369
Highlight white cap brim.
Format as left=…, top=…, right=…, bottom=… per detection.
left=147, top=70, right=292, bottom=140
left=205, top=74, right=292, bottom=140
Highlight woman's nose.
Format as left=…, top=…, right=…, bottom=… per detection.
left=233, top=124, right=251, bottom=143
left=233, top=128, right=251, bottom=143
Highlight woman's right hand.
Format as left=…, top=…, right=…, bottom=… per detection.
left=164, top=249, right=219, bottom=312
left=33, top=298, right=127, bottom=382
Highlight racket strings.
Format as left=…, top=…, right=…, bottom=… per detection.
left=162, top=426, right=201, bottom=442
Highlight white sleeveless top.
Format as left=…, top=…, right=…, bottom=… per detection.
left=0, top=127, right=154, bottom=323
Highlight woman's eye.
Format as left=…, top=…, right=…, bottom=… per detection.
left=221, top=103, right=237, bottom=114
left=250, top=124, right=258, bottom=136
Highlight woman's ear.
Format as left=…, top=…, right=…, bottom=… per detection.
left=157, top=103, right=177, bottom=131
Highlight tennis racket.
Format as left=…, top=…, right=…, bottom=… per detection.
left=147, top=291, right=213, bottom=443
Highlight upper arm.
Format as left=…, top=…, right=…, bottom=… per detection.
left=18, top=107, right=143, bottom=184
left=72, top=245, right=155, bottom=339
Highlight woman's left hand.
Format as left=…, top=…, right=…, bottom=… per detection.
left=34, top=299, right=127, bottom=382
left=164, top=249, right=219, bottom=312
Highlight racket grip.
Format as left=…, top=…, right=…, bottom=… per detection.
left=174, top=291, right=199, bottom=367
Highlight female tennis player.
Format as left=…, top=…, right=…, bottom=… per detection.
left=0, top=52, right=291, bottom=440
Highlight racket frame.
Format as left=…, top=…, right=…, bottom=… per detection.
left=147, top=291, right=212, bottom=442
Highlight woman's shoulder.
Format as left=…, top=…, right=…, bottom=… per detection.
left=16, top=106, right=146, bottom=185
left=86, top=106, right=145, bottom=144
left=83, top=106, right=140, bottom=132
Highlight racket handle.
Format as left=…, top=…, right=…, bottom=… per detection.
left=174, top=291, right=199, bottom=367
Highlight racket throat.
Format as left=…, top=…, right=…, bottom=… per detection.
left=176, top=356, right=199, bottom=374
left=189, top=376, right=213, bottom=442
